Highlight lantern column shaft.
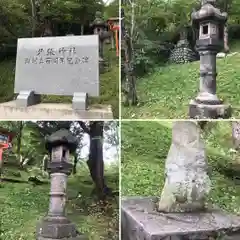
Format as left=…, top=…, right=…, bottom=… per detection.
left=48, top=172, right=67, bottom=217
left=196, top=50, right=219, bottom=103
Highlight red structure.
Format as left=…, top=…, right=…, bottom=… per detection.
left=107, top=17, right=120, bottom=57
left=0, top=128, right=15, bottom=163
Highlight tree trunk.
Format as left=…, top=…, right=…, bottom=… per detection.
left=88, top=121, right=106, bottom=199
left=224, top=23, right=230, bottom=53
left=73, top=154, right=78, bottom=174
left=17, top=121, right=23, bottom=161
left=30, top=0, right=36, bottom=37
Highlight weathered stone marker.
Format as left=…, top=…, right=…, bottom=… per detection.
left=36, top=129, right=87, bottom=240
left=189, top=0, right=231, bottom=119
left=121, top=121, right=240, bottom=240
left=157, top=121, right=210, bottom=213
left=15, top=35, right=98, bottom=109
left=0, top=35, right=113, bottom=119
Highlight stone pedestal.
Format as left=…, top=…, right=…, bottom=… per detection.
left=121, top=197, right=240, bottom=240
left=189, top=99, right=231, bottom=119
left=36, top=130, right=88, bottom=240
left=0, top=101, right=113, bottom=120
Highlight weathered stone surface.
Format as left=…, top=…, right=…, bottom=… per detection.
left=15, top=35, right=99, bottom=97
left=189, top=100, right=231, bottom=119
left=121, top=196, right=240, bottom=240
left=157, top=121, right=210, bottom=213
left=46, top=129, right=78, bottom=153
left=0, top=101, right=113, bottom=120
left=169, top=40, right=198, bottom=64
left=36, top=217, right=87, bottom=239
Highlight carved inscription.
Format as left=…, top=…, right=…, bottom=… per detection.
left=24, top=46, right=89, bottom=65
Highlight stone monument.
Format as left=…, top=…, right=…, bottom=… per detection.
left=36, top=129, right=87, bottom=240
left=0, top=35, right=113, bottom=119
left=189, top=0, right=231, bottom=119
left=121, top=121, right=240, bottom=239
left=90, top=11, right=110, bottom=73
left=169, top=29, right=198, bottom=64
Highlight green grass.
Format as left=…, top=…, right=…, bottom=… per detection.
left=0, top=162, right=119, bottom=240
left=122, top=44, right=240, bottom=119
left=0, top=46, right=119, bottom=118
left=121, top=121, right=240, bottom=214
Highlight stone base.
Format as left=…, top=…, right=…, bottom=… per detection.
left=189, top=99, right=231, bottom=119
left=0, top=101, right=113, bottom=119
left=36, top=216, right=87, bottom=240
left=121, top=197, right=240, bottom=240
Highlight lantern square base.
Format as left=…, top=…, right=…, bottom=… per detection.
left=189, top=99, right=231, bottom=119
left=36, top=216, right=87, bottom=240
left=121, top=196, right=240, bottom=240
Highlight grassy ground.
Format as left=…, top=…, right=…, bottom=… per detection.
left=0, top=162, right=119, bottom=240
left=122, top=43, right=240, bottom=119
left=0, top=46, right=119, bottom=118
left=121, top=121, right=240, bottom=215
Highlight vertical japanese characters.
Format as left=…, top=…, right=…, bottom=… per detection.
left=24, top=46, right=89, bottom=65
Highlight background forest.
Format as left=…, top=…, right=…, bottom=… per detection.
left=123, top=0, right=240, bottom=75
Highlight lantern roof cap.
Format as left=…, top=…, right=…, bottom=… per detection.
left=90, top=11, right=107, bottom=28
left=192, top=1, right=227, bottom=23
left=45, top=129, right=78, bottom=153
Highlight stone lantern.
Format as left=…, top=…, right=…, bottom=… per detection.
left=36, top=129, right=87, bottom=240
left=189, top=0, right=231, bottom=119
left=90, top=11, right=110, bottom=73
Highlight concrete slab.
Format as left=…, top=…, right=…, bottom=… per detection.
left=0, top=101, right=113, bottom=120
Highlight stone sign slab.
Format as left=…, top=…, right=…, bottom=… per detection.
left=14, top=35, right=99, bottom=96
left=121, top=196, right=240, bottom=240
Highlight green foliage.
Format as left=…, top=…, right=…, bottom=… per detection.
left=104, top=0, right=119, bottom=19
left=39, top=0, right=104, bottom=23
left=121, top=121, right=240, bottom=214
left=0, top=0, right=105, bottom=44
left=122, top=50, right=240, bottom=118
left=123, top=0, right=240, bottom=75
